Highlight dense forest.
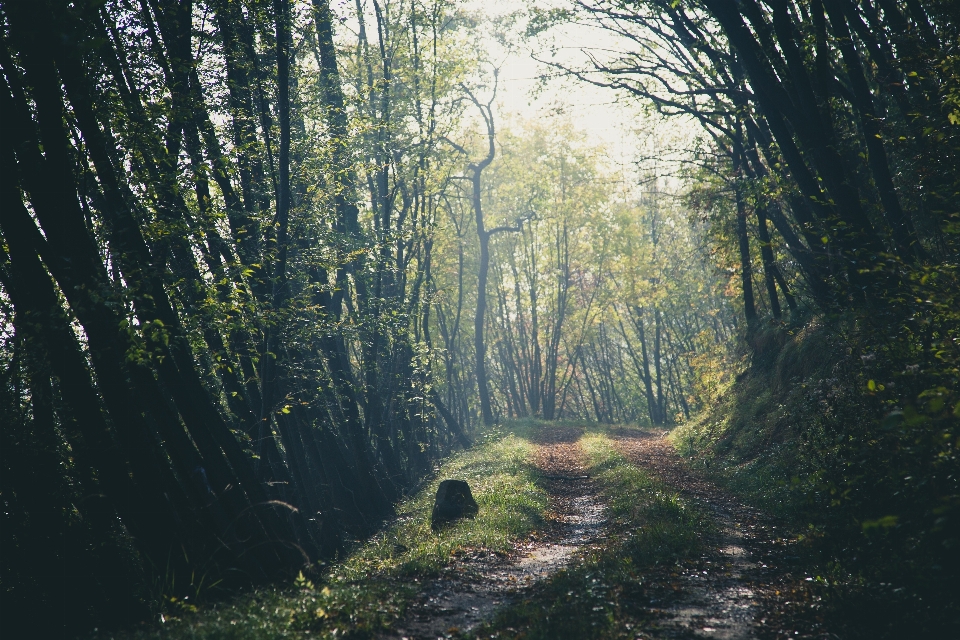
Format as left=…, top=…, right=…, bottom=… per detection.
left=0, top=0, right=957, bottom=637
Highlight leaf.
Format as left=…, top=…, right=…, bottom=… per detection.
left=294, top=570, right=314, bottom=590
left=867, top=379, right=876, bottom=391
left=862, top=515, right=898, bottom=531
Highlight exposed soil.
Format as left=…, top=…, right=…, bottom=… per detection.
left=385, top=426, right=606, bottom=640
left=614, top=430, right=825, bottom=639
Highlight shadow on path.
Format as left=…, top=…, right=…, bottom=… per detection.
left=615, top=430, right=821, bottom=640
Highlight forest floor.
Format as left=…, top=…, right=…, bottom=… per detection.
left=608, top=430, right=823, bottom=640
left=389, top=424, right=826, bottom=640
left=384, top=425, right=605, bottom=639
left=109, top=423, right=829, bottom=640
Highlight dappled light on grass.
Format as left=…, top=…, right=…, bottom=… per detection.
left=104, top=426, right=547, bottom=639
left=473, top=432, right=709, bottom=640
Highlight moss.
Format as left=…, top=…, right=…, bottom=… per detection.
left=670, top=321, right=847, bottom=520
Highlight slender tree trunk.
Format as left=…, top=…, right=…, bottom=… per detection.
left=733, top=138, right=758, bottom=329
left=756, top=208, right=782, bottom=319
left=631, top=306, right=659, bottom=426
left=258, top=0, right=292, bottom=467
left=654, top=308, right=665, bottom=424
left=457, top=89, right=499, bottom=426
left=475, top=187, right=495, bottom=425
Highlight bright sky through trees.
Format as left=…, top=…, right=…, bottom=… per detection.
left=457, top=0, right=700, bottom=192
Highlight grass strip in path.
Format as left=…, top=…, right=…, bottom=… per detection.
left=388, top=421, right=608, bottom=639
left=100, top=426, right=547, bottom=640
left=470, top=430, right=711, bottom=640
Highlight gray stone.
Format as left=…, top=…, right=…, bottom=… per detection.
left=431, top=479, right=479, bottom=530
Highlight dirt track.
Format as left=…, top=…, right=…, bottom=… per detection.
left=387, top=427, right=819, bottom=639
left=615, top=430, right=823, bottom=640
left=386, top=426, right=605, bottom=639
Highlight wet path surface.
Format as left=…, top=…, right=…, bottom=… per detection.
left=386, top=427, right=605, bottom=640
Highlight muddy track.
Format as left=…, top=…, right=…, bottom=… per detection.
left=615, top=431, right=821, bottom=640
left=385, top=426, right=606, bottom=640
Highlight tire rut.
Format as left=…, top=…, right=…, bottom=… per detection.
left=615, top=430, right=813, bottom=639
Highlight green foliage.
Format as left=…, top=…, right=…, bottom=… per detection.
left=672, top=295, right=960, bottom=633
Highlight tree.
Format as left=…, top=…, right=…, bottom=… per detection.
left=0, top=0, right=481, bottom=632
left=445, top=77, right=524, bottom=426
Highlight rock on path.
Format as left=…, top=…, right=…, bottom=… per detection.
left=385, top=427, right=605, bottom=640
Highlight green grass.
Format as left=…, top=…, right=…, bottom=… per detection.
left=667, top=323, right=846, bottom=523
left=470, top=430, right=711, bottom=640
left=342, top=426, right=546, bottom=580
left=670, top=408, right=802, bottom=521
left=99, top=424, right=548, bottom=640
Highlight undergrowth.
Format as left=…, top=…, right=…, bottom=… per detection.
left=470, top=432, right=711, bottom=640
left=96, top=424, right=547, bottom=640
left=672, top=314, right=960, bottom=637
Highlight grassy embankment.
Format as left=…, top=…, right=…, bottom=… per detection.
left=472, top=429, right=712, bottom=640
left=99, top=424, right=547, bottom=640
left=671, top=319, right=960, bottom=637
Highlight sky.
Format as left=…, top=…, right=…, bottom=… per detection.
left=462, top=0, right=700, bottom=191
left=331, top=0, right=700, bottom=192
left=468, top=1, right=640, bottom=157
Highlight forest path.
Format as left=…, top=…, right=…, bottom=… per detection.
left=386, top=426, right=814, bottom=640
left=385, top=425, right=606, bottom=639
left=614, top=430, right=810, bottom=639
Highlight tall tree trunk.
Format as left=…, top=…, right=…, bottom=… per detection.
left=756, top=207, right=782, bottom=320
left=455, top=87, right=499, bottom=426
left=475, top=180, right=495, bottom=426
left=733, top=138, right=758, bottom=329
left=258, top=0, right=292, bottom=467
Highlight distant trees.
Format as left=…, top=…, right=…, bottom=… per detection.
left=471, top=120, right=736, bottom=426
